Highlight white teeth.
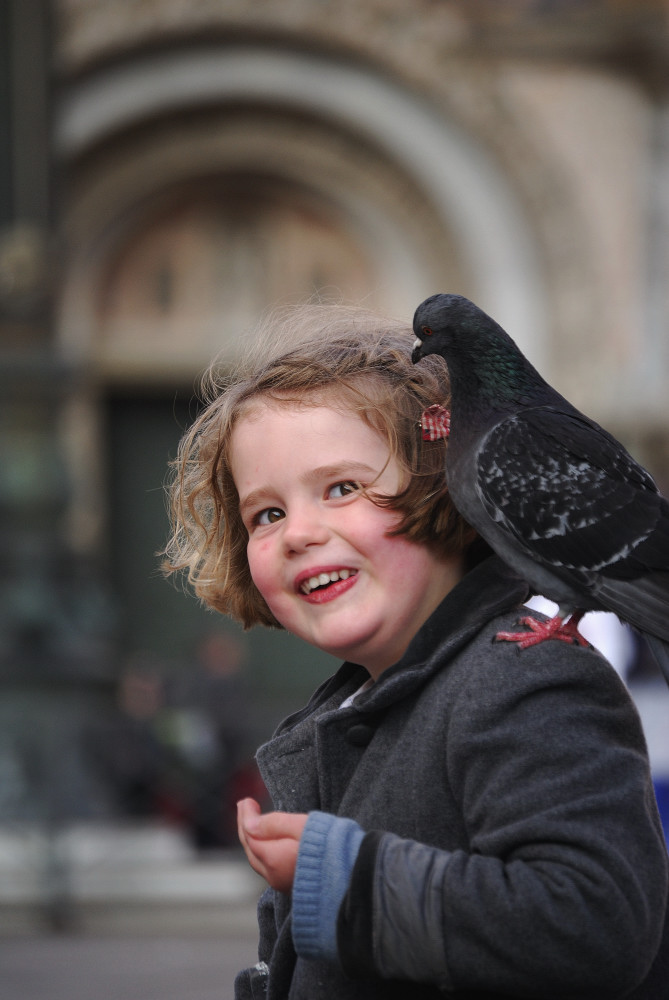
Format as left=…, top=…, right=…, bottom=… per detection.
left=301, top=569, right=355, bottom=594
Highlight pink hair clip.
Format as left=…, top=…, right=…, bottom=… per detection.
left=421, top=405, right=450, bottom=441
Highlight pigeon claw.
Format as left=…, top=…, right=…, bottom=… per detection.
left=495, top=612, right=589, bottom=650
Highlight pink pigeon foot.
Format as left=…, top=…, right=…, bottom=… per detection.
left=496, top=611, right=589, bottom=650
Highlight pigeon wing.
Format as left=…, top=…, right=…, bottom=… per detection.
left=477, top=407, right=669, bottom=584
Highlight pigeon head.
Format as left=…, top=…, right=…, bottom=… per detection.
left=411, top=293, right=551, bottom=407
left=411, top=293, right=491, bottom=364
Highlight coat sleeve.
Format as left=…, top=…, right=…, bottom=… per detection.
left=337, top=645, right=668, bottom=998
left=292, top=812, right=365, bottom=961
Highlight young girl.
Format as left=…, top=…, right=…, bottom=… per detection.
left=164, top=305, right=669, bottom=999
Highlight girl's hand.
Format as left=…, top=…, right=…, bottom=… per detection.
left=237, top=797, right=308, bottom=893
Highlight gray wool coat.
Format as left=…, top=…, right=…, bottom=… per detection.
left=235, top=557, right=669, bottom=1000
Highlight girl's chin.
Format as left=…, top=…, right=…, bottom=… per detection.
left=304, top=622, right=392, bottom=673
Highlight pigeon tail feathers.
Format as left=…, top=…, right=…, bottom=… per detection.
left=643, top=635, right=669, bottom=688
left=593, top=573, right=669, bottom=642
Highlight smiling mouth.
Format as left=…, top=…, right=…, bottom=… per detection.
left=300, top=569, right=357, bottom=595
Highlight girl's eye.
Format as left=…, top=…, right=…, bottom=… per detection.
left=256, top=507, right=285, bottom=526
left=328, top=481, right=360, bottom=499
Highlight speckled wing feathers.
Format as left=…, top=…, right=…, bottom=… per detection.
left=477, top=408, right=669, bottom=609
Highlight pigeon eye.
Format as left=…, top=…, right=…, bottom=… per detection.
left=421, top=325, right=433, bottom=337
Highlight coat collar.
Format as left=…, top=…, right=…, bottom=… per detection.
left=351, top=555, right=529, bottom=712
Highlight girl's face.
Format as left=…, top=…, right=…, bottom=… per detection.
left=230, top=400, right=462, bottom=678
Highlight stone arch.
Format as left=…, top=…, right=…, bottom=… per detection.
left=56, top=39, right=551, bottom=563
left=57, top=42, right=549, bottom=369
left=59, top=105, right=469, bottom=379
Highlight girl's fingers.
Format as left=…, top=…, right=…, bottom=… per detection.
left=237, top=798, right=307, bottom=842
left=250, top=810, right=308, bottom=842
left=237, top=797, right=262, bottom=835
left=243, top=833, right=300, bottom=893
left=237, top=798, right=262, bottom=869
left=236, top=800, right=308, bottom=892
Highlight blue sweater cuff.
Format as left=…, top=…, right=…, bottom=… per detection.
left=292, top=811, right=365, bottom=963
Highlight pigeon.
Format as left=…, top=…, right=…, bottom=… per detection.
left=411, top=292, right=669, bottom=687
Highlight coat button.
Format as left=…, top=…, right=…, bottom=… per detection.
left=345, top=724, right=375, bottom=747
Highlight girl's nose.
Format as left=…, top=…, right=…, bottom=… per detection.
left=282, top=507, right=329, bottom=554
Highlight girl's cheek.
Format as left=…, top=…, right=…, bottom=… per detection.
left=247, top=540, right=276, bottom=593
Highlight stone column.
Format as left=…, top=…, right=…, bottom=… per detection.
left=0, top=0, right=117, bottom=929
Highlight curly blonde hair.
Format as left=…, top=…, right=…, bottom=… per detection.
left=163, top=304, right=475, bottom=628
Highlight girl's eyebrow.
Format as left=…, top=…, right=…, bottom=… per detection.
left=304, top=462, right=379, bottom=485
left=238, top=487, right=277, bottom=519
left=238, top=462, right=380, bottom=516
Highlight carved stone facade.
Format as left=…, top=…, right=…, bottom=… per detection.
left=54, top=0, right=669, bottom=413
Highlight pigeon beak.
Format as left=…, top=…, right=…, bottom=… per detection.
left=411, top=338, right=423, bottom=364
